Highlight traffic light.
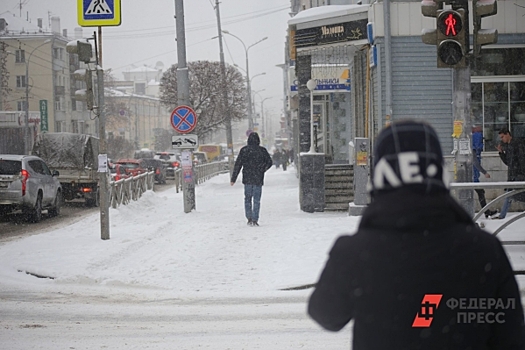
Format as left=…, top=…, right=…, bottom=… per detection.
left=73, top=68, right=94, bottom=110
left=472, top=0, right=498, bottom=57
left=66, top=40, right=93, bottom=64
left=436, top=8, right=467, bottom=68
left=421, top=0, right=440, bottom=46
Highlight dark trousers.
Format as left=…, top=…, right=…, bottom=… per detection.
left=475, top=188, right=487, bottom=208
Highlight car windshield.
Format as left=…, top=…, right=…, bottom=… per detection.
left=120, top=163, right=139, bottom=169
left=156, top=154, right=172, bottom=161
left=0, top=160, right=22, bottom=175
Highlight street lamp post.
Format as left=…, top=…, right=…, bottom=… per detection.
left=260, top=97, right=271, bottom=140
left=214, top=0, right=235, bottom=176
left=25, top=39, right=50, bottom=154
left=222, top=30, right=267, bottom=132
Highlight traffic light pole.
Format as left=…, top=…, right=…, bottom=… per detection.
left=453, top=66, right=474, bottom=217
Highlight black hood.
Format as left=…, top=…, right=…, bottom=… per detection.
left=247, top=132, right=260, bottom=146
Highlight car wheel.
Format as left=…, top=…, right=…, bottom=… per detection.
left=48, top=191, right=62, bottom=217
left=86, top=188, right=100, bottom=207
left=27, top=193, right=43, bottom=223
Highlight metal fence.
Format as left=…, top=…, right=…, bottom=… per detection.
left=109, top=171, right=155, bottom=208
left=109, top=161, right=229, bottom=207
left=450, top=181, right=525, bottom=238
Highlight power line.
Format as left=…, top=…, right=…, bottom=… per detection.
left=102, top=6, right=289, bottom=40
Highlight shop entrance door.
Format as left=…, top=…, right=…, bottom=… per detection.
left=313, top=97, right=331, bottom=159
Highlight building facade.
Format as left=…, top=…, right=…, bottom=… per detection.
left=286, top=0, right=525, bottom=164
left=0, top=12, right=94, bottom=153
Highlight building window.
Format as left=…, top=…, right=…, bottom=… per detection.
left=72, top=120, right=79, bottom=133
left=53, top=47, right=64, bottom=60
left=16, top=75, right=26, bottom=88
left=471, top=80, right=525, bottom=151
left=135, top=82, right=146, bottom=95
left=15, top=50, right=25, bottom=63
left=472, top=48, right=525, bottom=77
left=17, top=101, right=27, bottom=111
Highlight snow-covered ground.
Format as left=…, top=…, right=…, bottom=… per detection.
left=0, top=165, right=523, bottom=349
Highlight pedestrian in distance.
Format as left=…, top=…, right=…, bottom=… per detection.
left=282, top=149, right=288, bottom=171
left=493, top=127, right=525, bottom=219
left=230, top=132, right=273, bottom=227
left=272, top=149, right=282, bottom=169
left=472, top=126, right=497, bottom=218
left=308, top=120, right=525, bottom=350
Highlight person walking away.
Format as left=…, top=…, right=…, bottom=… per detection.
left=308, top=120, right=525, bottom=349
left=272, top=149, right=281, bottom=169
left=230, top=132, right=273, bottom=226
left=282, top=149, right=288, bottom=171
left=472, top=126, right=497, bottom=218
left=494, top=127, right=525, bottom=219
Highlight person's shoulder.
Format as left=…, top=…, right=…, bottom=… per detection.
left=329, top=235, right=358, bottom=254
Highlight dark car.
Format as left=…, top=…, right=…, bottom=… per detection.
left=0, top=155, right=62, bottom=222
left=154, top=152, right=180, bottom=179
left=140, top=158, right=166, bottom=184
left=133, top=149, right=155, bottom=159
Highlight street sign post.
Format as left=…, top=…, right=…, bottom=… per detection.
left=171, top=105, right=198, bottom=134
left=78, top=0, right=122, bottom=27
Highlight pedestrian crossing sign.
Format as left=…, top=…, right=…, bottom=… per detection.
left=78, top=0, right=121, bottom=27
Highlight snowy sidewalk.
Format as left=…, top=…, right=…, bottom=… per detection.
left=0, top=166, right=357, bottom=300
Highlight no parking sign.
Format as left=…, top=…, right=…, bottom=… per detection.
left=171, top=105, right=197, bottom=134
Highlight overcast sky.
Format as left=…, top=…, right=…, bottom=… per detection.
left=1, top=0, right=290, bottom=120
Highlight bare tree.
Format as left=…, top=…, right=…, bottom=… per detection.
left=159, top=61, right=246, bottom=139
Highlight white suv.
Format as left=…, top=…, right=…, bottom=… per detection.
left=0, top=155, right=62, bottom=222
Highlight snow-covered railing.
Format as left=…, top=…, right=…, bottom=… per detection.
left=109, top=171, right=154, bottom=208
left=449, top=181, right=525, bottom=237
left=194, top=161, right=229, bottom=184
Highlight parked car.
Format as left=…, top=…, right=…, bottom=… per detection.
left=0, top=155, right=62, bottom=222
left=193, top=151, right=209, bottom=166
left=140, top=158, right=166, bottom=184
left=115, top=159, right=148, bottom=177
left=154, top=152, right=181, bottom=179
left=109, top=163, right=130, bottom=182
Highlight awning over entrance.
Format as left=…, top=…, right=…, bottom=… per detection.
left=288, top=5, right=367, bottom=29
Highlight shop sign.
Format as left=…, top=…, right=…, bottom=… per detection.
left=289, top=66, right=351, bottom=93
left=295, top=19, right=368, bottom=48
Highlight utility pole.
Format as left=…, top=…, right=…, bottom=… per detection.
left=215, top=0, right=235, bottom=176
left=94, top=33, right=110, bottom=240
left=174, top=0, right=196, bottom=213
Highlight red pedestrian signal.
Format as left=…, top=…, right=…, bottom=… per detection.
left=439, top=12, right=462, bottom=36
left=436, top=9, right=467, bottom=68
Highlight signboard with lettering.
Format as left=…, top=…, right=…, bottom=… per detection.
left=289, top=66, right=351, bottom=93
left=295, top=19, right=368, bottom=48
left=39, top=100, right=48, bottom=132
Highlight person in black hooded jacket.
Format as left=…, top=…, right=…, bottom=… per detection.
left=308, top=120, right=525, bottom=349
left=230, top=132, right=272, bottom=226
